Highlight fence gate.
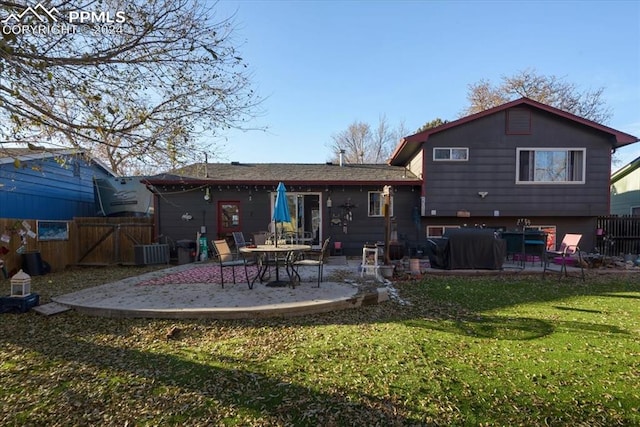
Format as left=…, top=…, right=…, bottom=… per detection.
left=75, top=218, right=154, bottom=265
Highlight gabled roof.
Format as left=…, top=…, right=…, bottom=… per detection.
left=611, top=155, right=640, bottom=184
left=144, top=162, right=421, bottom=186
left=389, top=97, right=639, bottom=166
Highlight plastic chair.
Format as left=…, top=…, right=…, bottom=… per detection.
left=543, top=233, right=584, bottom=280
left=211, top=239, right=255, bottom=289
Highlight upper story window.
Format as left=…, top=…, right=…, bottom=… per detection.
left=368, top=191, right=393, bottom=217
left=516, top=148, right=585, bottom=184
left=433, top=147, right=468, bottom=161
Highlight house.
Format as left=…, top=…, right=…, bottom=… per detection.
left=610, top=156, right=640, bottom=216
left=143, top=163, right=422, bottom=256
left=144, top=97, right=638, bottom=258
left=0, top=148, right=115, bottom=220
left=389, top=97, right=639, bottom=252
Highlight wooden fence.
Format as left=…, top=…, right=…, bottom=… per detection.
left=596, top=216, right=640, bottom=256
left=0, top=217, right=154, bottom=275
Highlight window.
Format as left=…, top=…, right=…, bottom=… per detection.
left=218, top=201, right=241, bottom=235
left=426, top=225, right=460, bottom=238
left=632, top=206, right=640, bottom=216
left=517, top=148, right=585, bottom=184
left=433, top=147, right=468, bottom=161
left=368, top=191, right=393, bottom=217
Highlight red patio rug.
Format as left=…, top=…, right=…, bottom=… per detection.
left=138, top=264, right=260, bottom=286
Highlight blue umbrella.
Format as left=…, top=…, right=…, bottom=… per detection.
left=272, top=182, right=291, bottom=247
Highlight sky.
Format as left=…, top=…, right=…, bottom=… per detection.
left=212, top=0, right=640, bottom=172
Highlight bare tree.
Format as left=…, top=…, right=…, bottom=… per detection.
left=464, top=68, right=612, bottom=123
left=394, top=119, right=409, bottom=143
left=328, top=115, right=397, bottom=164
left=0, top=0, right=261, bottom=174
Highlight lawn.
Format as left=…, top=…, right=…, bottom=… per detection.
left=1, top=267, right=639, bottom=426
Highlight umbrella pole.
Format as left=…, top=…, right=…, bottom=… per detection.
left=274, top=220, right=278, bottom=248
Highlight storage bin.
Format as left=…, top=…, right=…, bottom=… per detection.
left=0, top=293, right=39, bottom=314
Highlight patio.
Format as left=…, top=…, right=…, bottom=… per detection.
left=44, top=252, right=613, bottom=320
left=51, top=257, right=389, bottom=319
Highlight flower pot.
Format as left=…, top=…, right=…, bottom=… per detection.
left=380, top=265, right=394, bottom=279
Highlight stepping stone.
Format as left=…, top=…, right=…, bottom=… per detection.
left=33, top=302, right=71, bottom=316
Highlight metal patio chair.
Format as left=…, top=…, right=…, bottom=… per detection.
left=543, top=233, right=584, bottom=280
left=211, top=239, right=255, bottom=289
left=291, top=238, right=331, bottom=287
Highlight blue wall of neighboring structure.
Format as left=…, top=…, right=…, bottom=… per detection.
left=0, top=153, right=114, bottom=220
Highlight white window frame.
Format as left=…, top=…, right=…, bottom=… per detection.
left=433, top=147, right=468, bottom=161
left=426, top=225, right=460, bottom=238
left=368, top=191, right=393, bottom=217
left=516, top=147, right=586, bottom=184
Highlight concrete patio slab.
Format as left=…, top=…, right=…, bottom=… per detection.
left=52, top=260, right=388, bottom=319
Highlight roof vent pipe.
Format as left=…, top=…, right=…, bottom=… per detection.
left=339, top=149, right=346, bottom=167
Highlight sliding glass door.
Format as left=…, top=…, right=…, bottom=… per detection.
left=271, top=192, right=321, bottom=246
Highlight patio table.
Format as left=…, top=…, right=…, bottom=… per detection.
left=240, top=244, right=311, bottom=287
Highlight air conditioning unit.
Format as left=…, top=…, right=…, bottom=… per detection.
left=134, top=244, right=170, bottom=265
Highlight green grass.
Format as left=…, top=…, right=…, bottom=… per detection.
left=1, top=268, right=639, bottom=425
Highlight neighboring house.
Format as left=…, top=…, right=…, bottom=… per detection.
left=389, top=97, right=639, bottom=252
left=610, top=156, right=640, bottom=216
left=0, top=148, right=115, bottom=220
left=143, top=163, right=422, bottom=256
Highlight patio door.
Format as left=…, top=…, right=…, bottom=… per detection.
left=271, top=192, right=321, bottom=246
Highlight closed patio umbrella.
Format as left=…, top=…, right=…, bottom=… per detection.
left=272, top=182, right=291, bottom=247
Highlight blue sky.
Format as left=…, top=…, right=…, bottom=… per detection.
left=213, top=0, right=640, bottom=171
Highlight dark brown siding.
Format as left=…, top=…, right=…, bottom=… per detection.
left=325, top=186, right=421, bottom=255
left=422, top=107, right=614, bottom=218
left=154, top=184, right=421, bottom=256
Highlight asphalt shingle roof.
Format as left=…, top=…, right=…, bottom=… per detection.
left=146, top=162, right=421, bottom=185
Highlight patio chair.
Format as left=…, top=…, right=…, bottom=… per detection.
left=291, top=238, right=331, bottom=287
left=232, top=231, right=248, bottom=255
left=211, top=239, right=255, bottom=289
left=253, top=231, right=268, bottom=246
left=543, top=233, right=584, bottom=281
left=524, top=229, right=547, bottom=267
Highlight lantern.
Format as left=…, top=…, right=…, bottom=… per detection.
left=11, top=269, right=31, bottom=297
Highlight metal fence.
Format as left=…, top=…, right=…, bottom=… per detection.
left=596, top=216, right=640, bottom=256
